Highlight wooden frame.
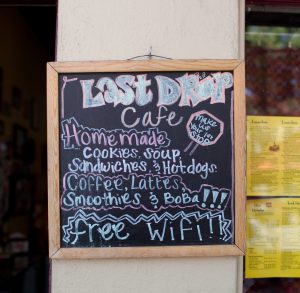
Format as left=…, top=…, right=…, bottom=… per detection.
left=47, top=59, right=245, bottom=259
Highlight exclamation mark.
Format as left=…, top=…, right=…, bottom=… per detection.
left=210, top=190, right=219, bottom=209
left=217, top=192, right=228, bottom=209
left=201, top=188, right=210, bottom=208
left=196, top=224, right=202, bottom=241
left=209, top=218, right=213, bottom=237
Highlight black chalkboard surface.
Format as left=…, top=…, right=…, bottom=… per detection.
left=47, top=60, right=245, bottom=258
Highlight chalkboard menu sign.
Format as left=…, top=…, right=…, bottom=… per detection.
left=47, top=60, right=245, bottom=258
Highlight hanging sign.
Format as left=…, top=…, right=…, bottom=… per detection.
left=47, top=60, right=245, bottom=258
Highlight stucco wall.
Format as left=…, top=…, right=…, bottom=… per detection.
left=56, top=0, right=244, bottom=61
left=53, top=0, right=244, bottom=292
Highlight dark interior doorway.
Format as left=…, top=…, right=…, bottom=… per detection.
left=0, top=3, right=56, bottom=293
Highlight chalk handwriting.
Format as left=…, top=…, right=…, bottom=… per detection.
left=62, top=209, right=232, bottom=245
left=61, top=173, right=230, bottom=212
left=187, top=110, right=224, bottom=147
left=121, top=105, right=183, bottom=128
left=61, top=117, right=170, bottom=149
left=59, top=70, right=234, bottom=248
left=79, top=72, right=233, bottom=109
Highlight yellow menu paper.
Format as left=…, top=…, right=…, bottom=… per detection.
left=246, top=198, right=300, bottom=278
left=247, top=116, right=300, bottom=196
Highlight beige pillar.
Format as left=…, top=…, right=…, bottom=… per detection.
left=53, top=0, right=245, bottom=292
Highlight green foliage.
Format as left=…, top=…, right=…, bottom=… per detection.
left=246, top=26, right=300, bottom=49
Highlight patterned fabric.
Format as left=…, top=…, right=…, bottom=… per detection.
left=246, top=45, right=300, bottom=116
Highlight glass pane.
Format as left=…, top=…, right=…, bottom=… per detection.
left=245, top=24, right=300, bottom=292
left=246, top=26, right=300, bottom=116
